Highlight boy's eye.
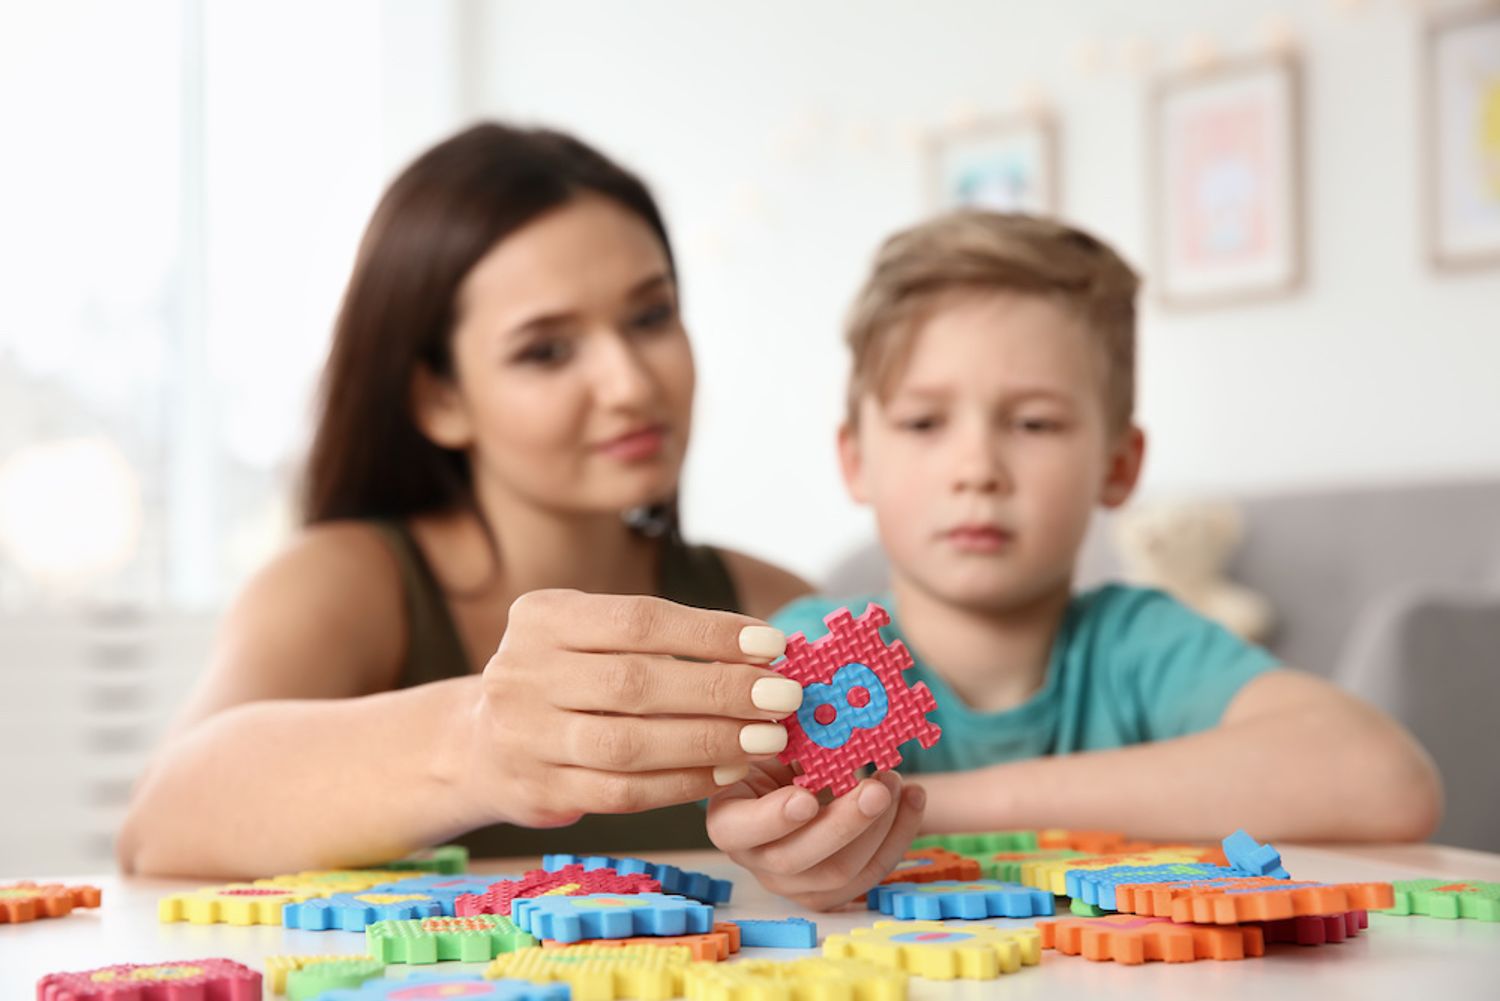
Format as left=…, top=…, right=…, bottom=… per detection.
left=514, top=337, right=573, bottom=367
left=1014, top=416, right=1065, bottom=433
left=896, top=415, right=942, bottom=433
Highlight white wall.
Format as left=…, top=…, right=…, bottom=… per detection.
left=472, top=0, right=1500, bottom=584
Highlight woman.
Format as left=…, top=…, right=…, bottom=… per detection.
left=117, top=123, right=821, bottom=876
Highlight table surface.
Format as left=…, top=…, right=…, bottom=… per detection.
left=5, top=842, right=1499, bottom=999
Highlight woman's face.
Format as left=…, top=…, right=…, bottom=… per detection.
left=423, top=194, right=695, bottom=518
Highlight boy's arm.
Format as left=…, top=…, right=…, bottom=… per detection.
left=918, top=669, right=1442, bottom=842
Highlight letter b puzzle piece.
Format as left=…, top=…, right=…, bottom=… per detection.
left=773, top=604, right=941, bottom=796
left=1038, top=914, right=1266, bottom=965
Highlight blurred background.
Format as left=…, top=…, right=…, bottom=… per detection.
left=2, top=0, right=1498, bottom=875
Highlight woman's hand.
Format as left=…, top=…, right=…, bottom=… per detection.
left=462, top=589, right=806, bottom=828
left=706, top=760, right=926, bottom=911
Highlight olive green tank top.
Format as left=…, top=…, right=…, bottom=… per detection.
left=370, top=519, right=741, bottom=857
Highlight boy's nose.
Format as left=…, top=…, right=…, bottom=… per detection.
left=952, top=441, right=1012, bottom=495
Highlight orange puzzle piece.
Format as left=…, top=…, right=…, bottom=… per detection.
left=0, top=882, right=102, bottom=924
left=881, top=847, right=982, bottom=885
left=541, top=920, right=742, bottom=961
left=1038, top=914, right=1266, bottom=964
left=1115, top=877, right=1395, bottom=924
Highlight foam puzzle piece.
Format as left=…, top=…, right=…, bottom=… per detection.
left=373, top=844, right=469, bottom=875
left=487, top=944, right=693, bottom=1001
left=541, top=854, right=733, bottom=905
left=283, top=890, right=444, bottom=931
left=1038, top=914, right=1266, bottom=965
left=1385, top=879, right=1500, bottom=921
left=772, top=604, right=941, bottom=796
left=1066, top=863, right=1248, bottom=910
left=986, top=849, right=1088, bottom=883
left=265, top=955, right=384, bottom=997
left=255, top=870, right=418, bottom=893
left=681, top=957, right=907, bottom=1001
left=868, top=880, right=1055, bottom=920
left=1256, top=909, right=1369, bottom=946
left=456, top=865, right=661, bottom=917
left=824, top=920, right=1041, bottom=980
left=911, top=831, right=1039, bottom=855
left=318, top=976, right=568, bottom=1001
left=542, top=920, right=741, bottom=961
left=37, top=959, right=262, bottom=1000
left=286, top=958, right=388, bottom=1000
left=159, top=884, right=322, bottom=925
left=0, top=882, right=101, bottom=923
left=1114, top=876, right=1396, bottom=924
left=1036, top=830, right=1152, bottom=854
left=1222, top=830, right=1290, bottom=879
left=1071, top=899, right=1107, bottom=917
left=513, top=893, right=714, bottom=944
left=1021, top=848, right=1225, bottom=894
left=730, top=917, right=819, bottom=949
left=880, top=847, right=981, bottom=885
left=364, top=875, right=500, bottom=915
left=366, top=914, right=537, bottom=964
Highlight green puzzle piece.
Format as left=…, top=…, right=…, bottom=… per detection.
left=1385, top=879, right=1500, bottom=922
left=373, top=844, right=469, bottom=875
left=367, top=914, right=537, bottom=963
left=287, top=958, right=387, bottom=1001
left=911, top=831, right=1042, bottom=877
left=1070, top=898, right=1108, bottom=917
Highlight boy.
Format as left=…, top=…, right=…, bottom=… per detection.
left=706, top=212, right=1441, bottom=911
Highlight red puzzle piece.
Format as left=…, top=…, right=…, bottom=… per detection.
left=454, top=864, right=660, bottom=916
left=37, top=959, right=260, bottom=1000
left=773, top=604, right=941, bottom=796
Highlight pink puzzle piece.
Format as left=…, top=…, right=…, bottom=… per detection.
left=37, top=958, right=261, bottom=1000
left=773, top=604, right=941, bottom=796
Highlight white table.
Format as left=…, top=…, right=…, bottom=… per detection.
left=5, top=843, right=1499, bottom=998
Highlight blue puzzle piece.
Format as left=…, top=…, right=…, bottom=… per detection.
left=540, top=854, right=733, bottom=904
left=512, top=892, right=714, bottom=944
left=364, top=875, right=503, bottom=915
left=867, top=880, right=1055, bottom=920
left=319, top=975, right=569, bottom=1000
left=283, top=891, right=444, bottom=931
left=797, top=662, right=891, bottom=750
left=730, top=917, right=819, bottom=948
left=1065, top=864, right=1247, bottom=911
left=1222, top=829, right=1290, bottom=879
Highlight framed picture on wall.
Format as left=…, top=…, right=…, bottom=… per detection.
left=1425, top=7, right=1500, bottom=271
left=1151, top=56, right=1304, bottom=308
left=928, top=116, right=1059, bottom=215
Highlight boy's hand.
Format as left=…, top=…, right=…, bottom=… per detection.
left=706, top=760, right=925, bottom=911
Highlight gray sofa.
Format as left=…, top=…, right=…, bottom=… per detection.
left=822, top=478, right=1500, bottom=852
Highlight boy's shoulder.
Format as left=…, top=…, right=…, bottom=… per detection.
left=770, top=593, right=891, bottom=643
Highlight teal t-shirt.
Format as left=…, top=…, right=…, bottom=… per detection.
left=770, top=584, right=1279, bottom=774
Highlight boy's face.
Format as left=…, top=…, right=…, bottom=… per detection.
left=840, top=290, right=1144, bottom=613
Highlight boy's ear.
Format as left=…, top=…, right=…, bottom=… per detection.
left=837, top=421, right=870, bottom=505
left=1099, top=425, right=1146, bottom=509
left=410, top=366, right=475, bottom=450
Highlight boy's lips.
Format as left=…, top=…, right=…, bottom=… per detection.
left=941, top=524, right=1014, bottom=553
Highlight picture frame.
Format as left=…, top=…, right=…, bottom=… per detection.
left=927, top=115, right=1060, bottom=216
left=1151, top=55, right=1304, bottom=308
left=1425, top=6, right=1500, bottom=271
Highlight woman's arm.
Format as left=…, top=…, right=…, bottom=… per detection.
left=720, top=549, right=813, bottom=621
left=918, top=670, right=1443, bottom=842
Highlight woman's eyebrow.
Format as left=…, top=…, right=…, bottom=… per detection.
left=625, top=272, right=674, bottom=299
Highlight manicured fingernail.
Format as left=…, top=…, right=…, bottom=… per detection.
left=784, top=792, right=818, bottom=823
left=857, top=780, right=893, bottom=818
left=751, top=677, right=803, bottom=713
left=713, top=763, right=749, bottom=786
left=905, top=784, right=926, bottom=810
left=738, top=626, right=786, bottom=661
left=739, top=723, right=789, bottom=755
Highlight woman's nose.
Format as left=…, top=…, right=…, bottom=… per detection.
left=592, top=332, right=656, bottom=408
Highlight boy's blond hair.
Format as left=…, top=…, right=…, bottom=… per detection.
left=844, top=211, right=1140, bottom=434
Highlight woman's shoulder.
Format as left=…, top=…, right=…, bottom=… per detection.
left=715, top=547, right=814, bottom=621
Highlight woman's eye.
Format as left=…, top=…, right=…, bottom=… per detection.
left=514, top=338, right=572, bottom=366
left=629, top=301, right=676, bottom=331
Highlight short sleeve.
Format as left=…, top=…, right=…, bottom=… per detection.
left=1097, top=586, right=1280, bottom=740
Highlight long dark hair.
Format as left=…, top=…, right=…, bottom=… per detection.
left=301, top=122, right=677, bottom=525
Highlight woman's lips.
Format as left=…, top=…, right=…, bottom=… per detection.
left=596, top=425, right=667, bottom=461
left=943, top=525, right=1014, bottom=553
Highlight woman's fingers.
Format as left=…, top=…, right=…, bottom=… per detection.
left=548, top=763, right=726, bottom=816
left=504, top=589, right=788, bottom=663
left=547, top=711, right=789, bottom=772
left=545, top=651, right=802, bottom=721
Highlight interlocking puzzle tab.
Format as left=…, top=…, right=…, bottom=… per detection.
left=37, top=959, right=262, bottom=1000
left=1222, top=829, right=1290, bottom=879
left=512, top=893, right=714, bottom=944
left=541, top=854, right=732, bottom=904
left=1384, top=879, right=1500, bottom=922
left=729, top=917, right=819, bottom=949
left=868, top=880, right=1054, bottom=920
left=1038, top=914, right=1266, bottom=965
left=1114, top=876, right=1395, bottom=924
left=486, top=944, right=694, bottom=1001
left=543, top=921, right=741, bottom=961
left=283, top=890, right=445, bottom=931
left=318, top=976, right=568, bottom=1000
left=0, top=882, right=101, bottom=924
left=772, top=604, right=941, bottom=796
left=366, top=913, right=537, bottom=964
left=880, top=847, right=980, bottom=885
left=1256, top=909, right=1369, bottom=945
left=681, top=957, right=908, bottom=1001
left=455, top=865, right=661, bottom=917
left=824, top=921, right=1041, bottom=980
